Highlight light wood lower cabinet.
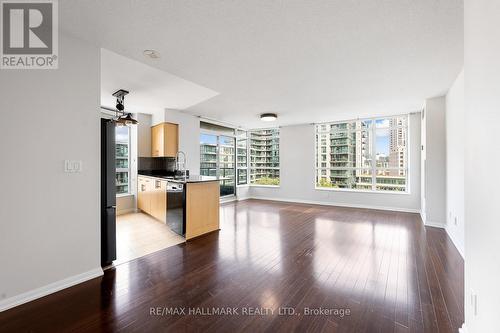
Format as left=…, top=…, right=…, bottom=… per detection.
left=137, top=177, right=152, bottom=213
left=138, top=176, right=166, bottom=223
left=185, top=181, right=220, bottom=240
left=151, top=179, right=167, bottom=223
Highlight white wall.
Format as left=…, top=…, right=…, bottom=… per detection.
left=117, top=195, right=135, bottom=215
left=136, top=113, right=152, bottom=157
left=421, top=97, right=447, bottom=227
left=236, top=185, right=251, bottom=200
left=0, top=34, right=102, bottom=310
left=445, top=71, right=465, bottom=257
left=249, top=113, right=421, bottom=212
left=464, top=1, right=500, bottom=331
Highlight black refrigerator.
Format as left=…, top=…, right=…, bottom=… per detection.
left=101, top=118, right=117, bottom=266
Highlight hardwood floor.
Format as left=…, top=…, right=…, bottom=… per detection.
left=0, top=199, right=464, bottom=332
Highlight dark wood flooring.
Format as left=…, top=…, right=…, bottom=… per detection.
left=0, top=199, right=464, bottom=332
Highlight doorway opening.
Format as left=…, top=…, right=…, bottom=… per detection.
left=114, top=117, right=185, bottom=266
left=101, top=114, right=185, bottom=269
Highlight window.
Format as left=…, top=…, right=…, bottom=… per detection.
left=249, top=128, right=280, bottom=186
left=236, top=130, right=248, bottom=185
left=199, top=121, right=238, bottom=197
left=200, top=133, right=236, bottom=197
left=115, top=126, right=130, bottom=195
left=218, top=135, right=236, bottom=196
left=315, top=115, right=408, bottom=192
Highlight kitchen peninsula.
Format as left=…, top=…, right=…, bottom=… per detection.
left=137, top=174, right=220, bottom=240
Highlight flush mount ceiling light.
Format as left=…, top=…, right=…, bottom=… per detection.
left=143, top=49, right=161, bottom=59
left=260, top=113, right=278, bottom=121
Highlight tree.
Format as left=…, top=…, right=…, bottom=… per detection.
left=317, top=178, right=337, bottom=188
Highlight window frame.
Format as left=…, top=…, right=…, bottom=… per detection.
left=115, top=125, right=131, bottom=196
left=314, top=115, right=410, bottom=194
left=199, top=129, right=238, bottom=197
left=249, top=127, right=280, bottom=187
left=236, top=130, right=249, bottom=186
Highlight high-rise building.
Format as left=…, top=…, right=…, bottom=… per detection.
left=316, top=117, right=407, bottom=191
left=249, top=129, right=279, bottom=185
left=200, top=141, right=217, bottom=177
left=389, top=117, right=407, bottom=176
left=317, top=122, right=371, bottom=189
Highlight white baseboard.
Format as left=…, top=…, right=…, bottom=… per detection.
left=445, top=226, right=465, bottom=259
left=419, top=210, right=426, bottom=224
left=424, top=220, right=446, bottom=229
left=249, top=196, right=420, bottom=213
left=220, top=196, right=238, bottom=204
left=0, top=267, right=103, bottom=312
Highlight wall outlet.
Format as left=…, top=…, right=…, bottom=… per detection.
left=64, top=160, right=82, bottom=173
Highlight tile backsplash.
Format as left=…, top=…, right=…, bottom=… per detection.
left=138, top=157, right=176, bottom=173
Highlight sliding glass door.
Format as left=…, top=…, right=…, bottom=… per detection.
left=218, top=136, right=236, bottom=196
left=200, top=133, right=236, bottom=197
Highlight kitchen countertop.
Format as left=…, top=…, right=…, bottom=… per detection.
left=138, top=173, right=221, bottom=184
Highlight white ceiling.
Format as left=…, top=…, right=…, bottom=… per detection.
left=61, top=1, right=463, bottom=128
left=100, top=49, right=218, bottom=115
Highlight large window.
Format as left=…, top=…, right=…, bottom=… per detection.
left=115, top=126, right=130, bottom=195
left=315, top=115, right=408, bottom=192
left=199, top=122, right=237, bottom=197
left=236, top=130, right=248, bottom=185
left=249, top=128, right=280, bottom=186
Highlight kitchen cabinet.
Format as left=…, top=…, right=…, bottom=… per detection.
left=185, top=181, right=220, bottom=240
left=137, top=176, right=152, bottom=213
left=151, top=179, right=167, bottom=223
left=138, top=176, right=167, bottom=223
left=138, top=174, right=221, bottom=239
left=151, top=122, right=178, bottom=157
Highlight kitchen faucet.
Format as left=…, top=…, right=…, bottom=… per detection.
left=175, top=151, right=187, bottom=181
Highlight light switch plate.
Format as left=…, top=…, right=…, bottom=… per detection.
left=64, top=160, right=82, bottom=173
left=471, top=290, right=478, bottom=316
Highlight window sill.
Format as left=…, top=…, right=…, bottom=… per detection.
left=315, top=187, right=410, bottom=195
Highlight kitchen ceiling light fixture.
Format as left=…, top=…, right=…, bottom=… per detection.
left=143, top=49, right=161, bottom=59
left=260, top=113, right=278, bottom=121
left=116, top=113, right=138, bottom=126
left=111, top=89, right=138, bottom=126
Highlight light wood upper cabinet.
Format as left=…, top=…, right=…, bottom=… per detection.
left=151, top=122, right=178, bottom=157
